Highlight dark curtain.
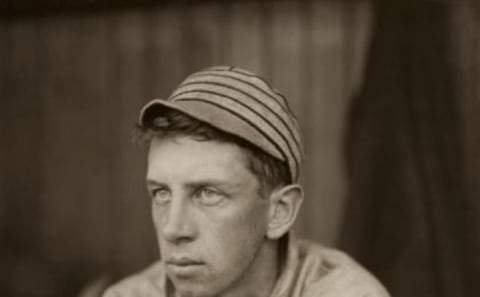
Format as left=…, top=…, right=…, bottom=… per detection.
left=340, top=1, right=480, bottom=297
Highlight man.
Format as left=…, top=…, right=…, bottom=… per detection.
left=103, top=66, right=390, bottom=297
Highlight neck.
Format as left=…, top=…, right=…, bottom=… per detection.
left=219, top=239, right=280, bottom=297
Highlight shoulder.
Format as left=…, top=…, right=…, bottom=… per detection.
left=102, top=261, right=167, bottom=297
left=295, top=239, right=391, bottom=297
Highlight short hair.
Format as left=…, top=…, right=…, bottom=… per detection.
left=134, top=109, right=291, bottom=197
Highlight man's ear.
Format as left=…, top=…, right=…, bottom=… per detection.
left=266, top=184, right=303, bottom=240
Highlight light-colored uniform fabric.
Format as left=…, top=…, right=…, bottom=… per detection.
left=103, top=234, right=390, bottom=297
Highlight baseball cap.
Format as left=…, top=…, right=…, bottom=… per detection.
left=139, top=66, right=304, bottom=182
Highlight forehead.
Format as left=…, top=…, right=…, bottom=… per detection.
left=146, top=136, right=254, bottom=182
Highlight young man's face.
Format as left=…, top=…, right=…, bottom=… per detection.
left=146, top=136, right=272, bottom=297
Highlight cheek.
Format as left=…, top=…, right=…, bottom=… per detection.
left=207, top=203, right=269, bottom=264
left=151, top=202, right=161, bottom=226
left=151, top=203, right=168, bottom=240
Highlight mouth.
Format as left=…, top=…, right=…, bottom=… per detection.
left=166, top=257, right=204, bottom=266
left=165, top=257, right=205, bottom=276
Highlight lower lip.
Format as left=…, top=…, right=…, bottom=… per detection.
left=167, top=263, right=204, bottom=276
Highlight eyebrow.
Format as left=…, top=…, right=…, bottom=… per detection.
left=145, top=179, right=167, bottom=188
left=145, top=178, right=238, bottom=190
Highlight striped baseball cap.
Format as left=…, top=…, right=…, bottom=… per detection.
left=139, top=66, right=304, bottom=182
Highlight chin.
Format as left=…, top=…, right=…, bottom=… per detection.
left=176, top=287, right=217, bottom=297
left=172, top=279, right=219, bottom=297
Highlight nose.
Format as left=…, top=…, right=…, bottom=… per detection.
left=160, top=197, right=196, bottom=245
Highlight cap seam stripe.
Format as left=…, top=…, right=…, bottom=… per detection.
left=170, top=80, right=302, bottom=151
left=212, top=68, right=291, bottom=110
left=174, top=95, right=300, bottom=172
left=173, top=90, right=301, bottom=167
left=170, top=87, right=302, bottom=153
left=186, top=71, right=304, bottom=136
left=175, top=97, right=298, bottom=180
left=189, top=71, right=291, bottom=115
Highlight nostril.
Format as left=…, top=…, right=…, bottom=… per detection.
left=162, top=213, right=195, bottom=244
left=163, top=227, right=194, bottom=245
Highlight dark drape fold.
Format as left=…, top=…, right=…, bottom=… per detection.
left=340, top=1, right=480, bottom=297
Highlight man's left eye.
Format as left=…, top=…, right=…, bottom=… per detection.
left=196, top=188, right=225, bottom=206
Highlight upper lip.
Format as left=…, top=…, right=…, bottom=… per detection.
left=165, top=257, right=204, bottom=266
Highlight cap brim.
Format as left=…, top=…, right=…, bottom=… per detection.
left=138, top=99, right=285, bottom=163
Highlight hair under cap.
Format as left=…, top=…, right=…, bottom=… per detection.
left=139, top=66, right=304, bottom=182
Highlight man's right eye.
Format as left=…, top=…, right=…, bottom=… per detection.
left=151, top=188, right=171, bottom=204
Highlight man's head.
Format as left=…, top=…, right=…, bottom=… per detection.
left=136, top=109, right=290, bottom=198
left=137, top=66, right=304, bottom=297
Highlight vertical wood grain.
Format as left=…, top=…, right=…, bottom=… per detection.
left=181, top=3, right=219, bottom=74
left=6, top=19, right=45, bottom=252
left=450, top=3, right=480, bottom=291
left=309, top=0, right=346, bottom=245
left=109, top=10, right=157, bottom=274
left=42, top=17, right=81, bottom=264
left=78, top=13, right=113, bottom=270
left=230, top=2, right=263, bottom=74
left=455, top=3, right=480, bottom=211
left=271, top=1, right=303, bottom=116
left=474, top=4, right=480, bottom=200
left=259, top=2, right=274, bottom=79
left=143, top=7, right=184, bottom=99
left=41, top=14, right=113, bottom=271
left=216, top=3, right=233, bottom=65
left=342, top=0, right=372, bottom=98
left=188, top=4, right=221, bottom=69
left=0, top=21, right=10, bottom=247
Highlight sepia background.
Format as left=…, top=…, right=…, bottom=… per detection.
left=1, top=0, right=479, bottom=297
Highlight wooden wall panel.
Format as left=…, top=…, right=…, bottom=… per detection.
left=452, top=2, right=480, bottom=211
left=342, top=0, right=372, bottom=98
left=307, top=0, right=345, bottom=244
left=142, top=9, right=171, bottom=99
left=42, top=17, right=81, bottom=265
left=183, top=4, right=217, bottom=71
left=41, top=14, right=113, bottom=270
left=1, top=22, right=14, bottom=292
left=451, top=3, right=480, bottom=290
left=473, top=4, right=480, bottom=203
left=0, top=23, right=7, bottom=243
left=230, top=2, right=262, bottom=74
left=271, top=1, right=303, bottom=116
left=77, top=14, right=113, bottom=270
left=107, top=11, right=157, bottom=274
left=1, top=17, right=44, bottom=260
left=0, top=23, right=11, bottom=248
left=6, top=19, right=45, bottom=253
left=2, top=19, right=68, bottom=296
left=281, top=1, right=346, bottom=244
